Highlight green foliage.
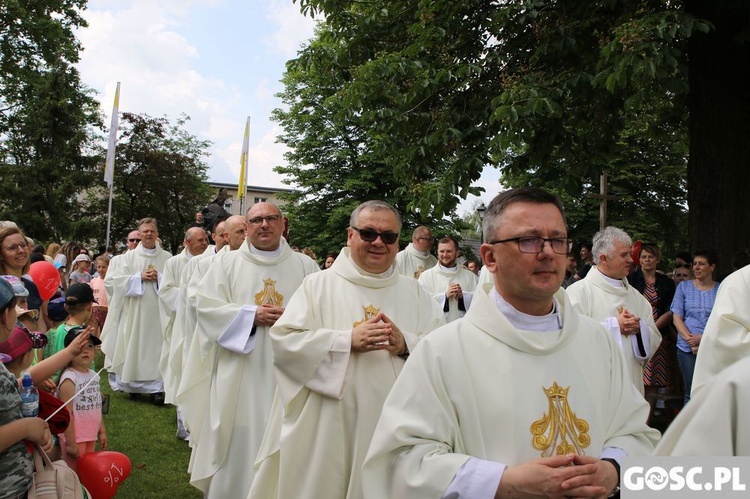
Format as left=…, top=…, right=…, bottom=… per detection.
left=274, top=23, right=460, bottom=258
left=286, top=0, right=701, bottom=256
left=100, top=113, right=213, bottom=253
left=0, top=0, right=103, bottom=243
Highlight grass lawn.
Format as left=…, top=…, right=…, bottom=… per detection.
left=98, top=370, right=202, bottom=499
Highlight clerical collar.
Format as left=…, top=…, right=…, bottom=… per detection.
left=349, top=256, right=394, bottom=278
left=438, top=263, right=458, bottom=273
left=249, top=245, right=282, bottom=258
left=489, top=288, right=562, bottom=332
left=596, top=268, right=624, bottom=288
left=141, top=246, right=157, bottom=255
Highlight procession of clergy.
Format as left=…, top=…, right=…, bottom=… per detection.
left=98, top=187, right=750, bottom=499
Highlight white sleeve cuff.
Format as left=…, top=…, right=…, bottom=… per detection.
left=217, top=304, right=258, bottom=354
left=604, top=317, right=623, bottom=348
left=600, top=446, right=626, bottom=466
left=442, top=457, right=505, bottom=499
left=306, top=332, right=351, bottom=399
left=125, top=273, right=145, bottom=297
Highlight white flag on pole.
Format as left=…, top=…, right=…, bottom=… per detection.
left=103, top=82, right=121, bottom=187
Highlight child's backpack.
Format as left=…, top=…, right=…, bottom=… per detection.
left=27, top=446, right=88, bottom=499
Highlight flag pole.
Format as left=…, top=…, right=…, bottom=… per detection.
left=238, top=116, right=250, bottom=215
left=104, top=82, right=121, bottom=250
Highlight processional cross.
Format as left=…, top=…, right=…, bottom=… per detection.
left=585, top=172, right=620, bottom=230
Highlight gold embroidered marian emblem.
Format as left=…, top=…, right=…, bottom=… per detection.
left=413, top=266, right=425, bottom=279
left=353, top=305, right=380, bottom=328
left=254, top=278, right=283, bottom=306
left=530, top=382, right=590, bottom=456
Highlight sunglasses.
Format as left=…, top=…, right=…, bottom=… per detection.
left=351, top=227, right=399, bottom=245
left=128, top=239, right=141, bottom=243
left=675, top=263, right=691, bottom=269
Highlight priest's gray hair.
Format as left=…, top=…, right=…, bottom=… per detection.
left=350, top=201, right=402, bottom=232
left=482, top=187, right=566, bottom=243
left=592, top=226, right=632, bottom=261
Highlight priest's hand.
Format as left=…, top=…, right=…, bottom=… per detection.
left=351, top=313, right=392, bottom=353
left=617, top=308, right=641, bottom=336
left=446, top=283, right=462, bottom=300
left=141, top=267, right=158, bottom=281
left=379, top=312, right=407, bottom=356
left=497, top=454, right=601, bottom=498
left=560, top=455, right=619, bottom=498
left=254, top=304, right=284, bottom=327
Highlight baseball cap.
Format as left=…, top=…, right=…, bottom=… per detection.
left=47, top=297, right=68, bottom=322
left=0, top=278, right=15, bottom=309
left=65, top=283, right=97, bottom=305
left=0, top=275, right=29, bottom=297
left=63, top=326, right=101, bottom=348
left=0, top=326, right=33, bottom=363
left=72, top=254, right=91, bottom=264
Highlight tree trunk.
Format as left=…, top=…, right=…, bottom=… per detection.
left=685, top=0, right=750, bottom=278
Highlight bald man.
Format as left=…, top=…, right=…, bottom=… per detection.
left=395, top=225, right=437, bottom=278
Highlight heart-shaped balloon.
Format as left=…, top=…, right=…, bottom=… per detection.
left=78, top=451, right=131, bottom=499
left=28, top=261, right=60, bottom=301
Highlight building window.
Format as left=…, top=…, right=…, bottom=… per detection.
left=254, top=197, right=267, bottom=203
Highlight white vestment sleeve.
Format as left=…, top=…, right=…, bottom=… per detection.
left=125, top=273, right=145, bottom=297
left=600, top=446, right=626, bottom=465
left=305, top=331, right=352, bottom=398
left=442, top=458, right=504, bottom=499
left=216, top=304, right=258, bottom=354
left=433, top=293, right=448, bottom=310
left=461, top=292, right=473, bottom=311
left=603, top=317, right=623, bottom=348
left=631, top=319, right=652, bottom=360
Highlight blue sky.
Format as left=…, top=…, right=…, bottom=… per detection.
left=75, top=0, right=499, bottom=215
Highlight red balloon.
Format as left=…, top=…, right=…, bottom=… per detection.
left=28, top=261, right=60, bottom=301
left=78, top=451, right=131, bottom=499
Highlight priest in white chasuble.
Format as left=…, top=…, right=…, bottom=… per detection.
left=158, top=226, right=207, bottom=404
left=566, top=226, right=661, bottom=395
left=362, top=188, right=659, bottom=499
left=395, top=225, right=437, bottom=278
left=691, top=263, right=750, bottom=397
left=102, top=217, right=171, bottom=401
left=418, top=236, right=478, bottom=322
left=188, top=204, right=318, bottom=499
left=249, top=201, right=444, bottom=499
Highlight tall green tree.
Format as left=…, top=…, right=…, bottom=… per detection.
left=291, top=0, right=748, bottom=274
left=0, top=0, right=102, bottom=243
left=274, top=24, right=462, bottom=259
left=99, top=113, right=213, bottom=253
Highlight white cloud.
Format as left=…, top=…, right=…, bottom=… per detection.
left=263, top=0, right=316, bottom=58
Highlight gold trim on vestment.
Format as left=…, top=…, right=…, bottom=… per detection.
left=530, top=382, right=591, bottom=456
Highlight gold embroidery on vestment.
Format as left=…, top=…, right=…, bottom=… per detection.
left=530, top=382, right=590, bottom=456
left=254, top=278, right=283, bottom=306
left=413, top=266, right=425, bottom=279
left=353, top=304, right=380, bottom=328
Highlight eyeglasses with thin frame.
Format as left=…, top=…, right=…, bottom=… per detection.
left=488, top=236, right=572, bottom=255
left=3, top=242, right=28, bottom=252
left=351, top=227, right=399, bottom=245
left=247, top=215, right=281, bottom=226
left=416, top=236, right=435, bottom=242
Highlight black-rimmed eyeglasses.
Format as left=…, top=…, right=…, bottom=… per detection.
left=488, top=237, right=572, bottom=255
left=351, top=227, right=399, bottom=245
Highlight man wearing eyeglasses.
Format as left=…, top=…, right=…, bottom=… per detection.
left=101, top=218, right=171, bottom=405
left=567, top=226, right=661, bottom=396
left=395, top=225, right=437, bottom=278
left=363, top=188, right=658, bottom=499
left=418, top=236, right=478, bottom=322
left=188, top=203, right=319, bottom=498
left=250, top=200, right=444, bottom=499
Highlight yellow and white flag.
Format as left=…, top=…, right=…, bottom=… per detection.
left=103, top=82, right=121, bottom=187
left=238, top=116, right=251, bottom=199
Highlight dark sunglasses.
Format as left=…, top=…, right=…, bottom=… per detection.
left=128, top=238, right=141, bottom=243
left=675, top=263, right=691, bottom=269
left=351, top=227, right=399, bottom=245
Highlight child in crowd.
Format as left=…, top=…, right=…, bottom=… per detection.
left=46, top=284, right=96, bottom=381
left=89, top=256, right=109, bottom=338
left=58, top=327, right=106, bottom=471
left=68, top=254, right=92, bottom=286
left=0, top=278, right=90, bottom=497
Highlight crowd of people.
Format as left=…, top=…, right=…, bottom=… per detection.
left=1, top=188, right=749, bottom=498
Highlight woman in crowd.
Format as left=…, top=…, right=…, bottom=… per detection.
left=628, top=244, right=678, bottom=405
left=0, top=227, right=46, bottom=333
left=322, top=253, right=336, bottom=270
left=671, top=249, right=719, bottom=404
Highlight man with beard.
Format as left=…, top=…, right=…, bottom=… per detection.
left=418, top=236, right=478, bottom=322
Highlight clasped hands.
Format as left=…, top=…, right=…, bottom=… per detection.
left=254, top=303, right=284, bottom=327
left=141, top=266, right=159, bottom=282
left=351, top=312, right=406, bottom=356
left=617, top=307, right=641, bottom=336
left=446, top=283, right=463, bottom=300
left=497, top=454, right=618, bottom=499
